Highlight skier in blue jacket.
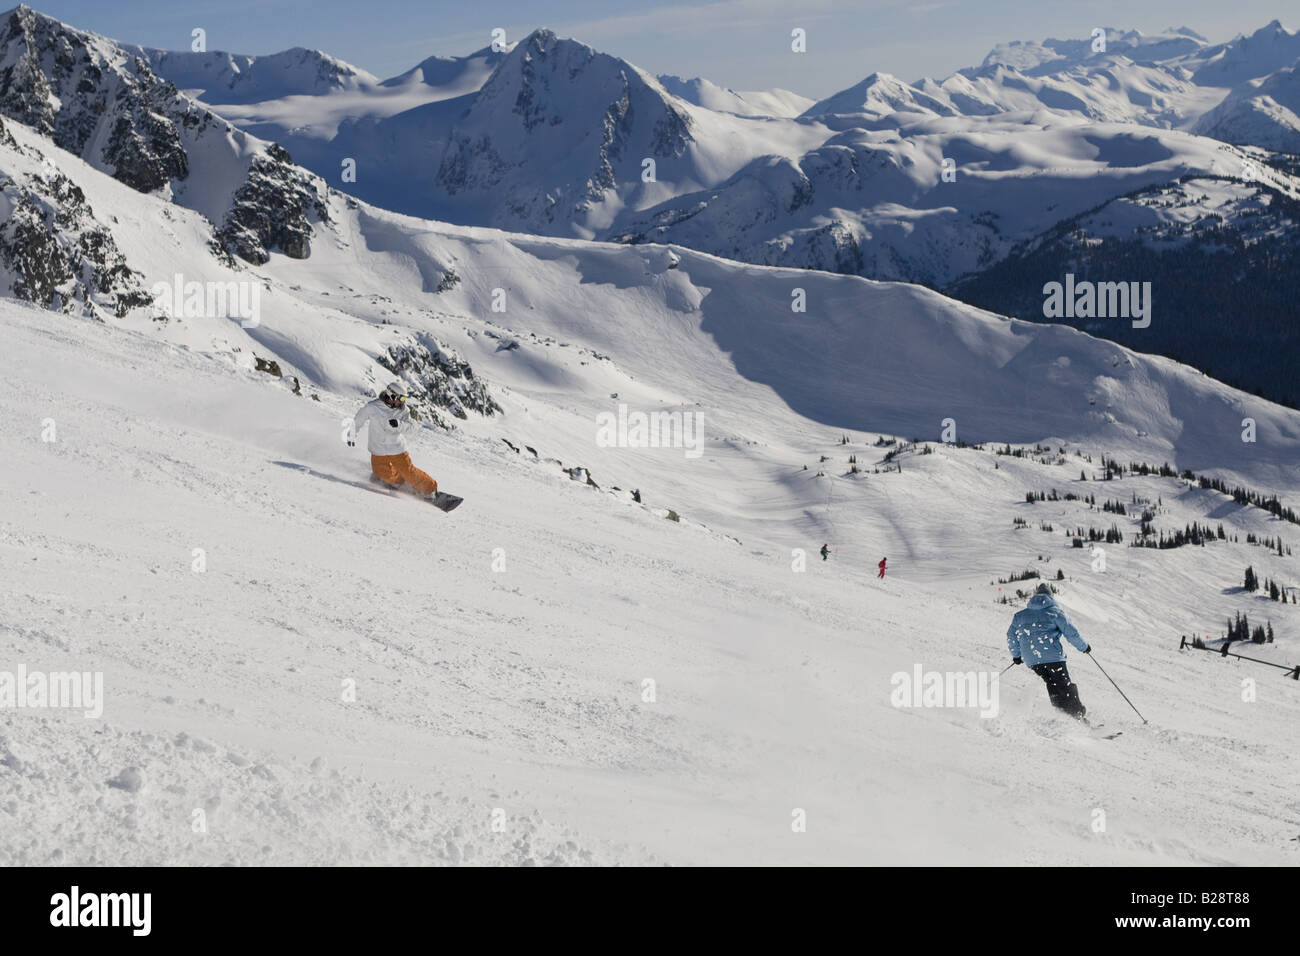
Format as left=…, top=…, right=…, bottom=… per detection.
left=1007, top=584, right=1091, bottom=719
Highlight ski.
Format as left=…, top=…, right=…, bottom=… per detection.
left=1082, top=720, right=1122, bottom=740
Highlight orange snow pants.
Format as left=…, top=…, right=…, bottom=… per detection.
left=371, top=453, right=437, bottom=495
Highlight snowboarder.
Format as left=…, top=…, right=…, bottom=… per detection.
left=1006, top=583, right=1091, bottom=719
left=349, top=381, right=439, bottom=497
left=820, top=543, right=831, bottom=561
left=878, top=557, right=887, bottom=579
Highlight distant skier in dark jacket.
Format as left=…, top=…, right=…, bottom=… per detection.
left=820, top=543, right=830, bottom=561
left=877, top=557, right=887, bottom=579
left=1007, top=584, right=1090, bottom=719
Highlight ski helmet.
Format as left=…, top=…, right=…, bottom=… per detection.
left=381, top=381, right=407, bottom=402
left=1035, top=582, right=1052, bottom=595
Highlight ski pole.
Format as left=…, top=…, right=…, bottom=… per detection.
left=1088, top=653, right=1148, bottom=724
left=997, top=661, right=1018, bottom=678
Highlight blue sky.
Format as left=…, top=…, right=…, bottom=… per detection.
left=25, top=0, right=1292, bottom=98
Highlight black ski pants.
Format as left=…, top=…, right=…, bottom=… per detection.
left=1030, top=661, right=1086, bottom=719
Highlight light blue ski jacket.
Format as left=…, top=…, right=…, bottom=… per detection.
left=1006, top=594, right=1088, bottom=665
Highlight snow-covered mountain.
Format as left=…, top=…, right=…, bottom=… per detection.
left=4, top=110, right=1299, bottom=865
left=0, top=4, right=334, bottom=267
left=9, top=87, right=1293, bottom=476
left=125, top=18, right=1300, bottom=226
left=882, top=22, right=1297, bottom=131
left=977, top=26, right=1208, bottom=76
left=803, top=71, right=959, bottom=119
left=401, top=29, right=828, bottom=236
left=126, top=46, right=381, bottom=105
left=2, top=4, right=1296, bottom=402
left=952, top=174, right=1300, bottom=405
left=657, top=74, right=813, bottom=118
left=124, top=19, right=1300, bottom=245
left=1190, top=19, right=1300, bottom=86
left=431, top=29, right=701, bottom=236
left=2, top=5, right=1299, bottom=866
left=0, top=116, right=151, bottom=315
left=380, top=46, right=509, bottom=93
left=615, top=118, right=1299, bottom=282
left=0, top=4, right=204, bottom=194
left=1195, top=62, right=1300, bottom=152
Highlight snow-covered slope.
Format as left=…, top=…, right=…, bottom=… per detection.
left=950, top=172, right=1300, bottom=406
left=1195, top=63, right=1300, bottom=153
left=803, top=72, right=959, bottom=119
left=1190, top=19, right=1300, bottom=86
left=381, top=47, right=511, bottom=91
left=3, top=134, right=1299, bottom=861
left=616, top=117, right=1300, bottom=286
left=127, top=46, right=380, bottom=105
left=658, top=74, right=814, bottom=118
left=810, top=22, right=1300, bottom=135
left=2, top=93, right=1296, bottom=482
left=4, top=6, right=1299, bottom=402
left=132, top=45, right=511, bottom=152
left=3, top=9, right=1299, bottom=866
left=978, top=26, right=1208, bottom=77
left=908, top=60, right=1227, bottom=130
left=9, top=290, right=1296, bottom=866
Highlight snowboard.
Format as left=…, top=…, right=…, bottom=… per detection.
left=428, top=492, right=464, bottom=513
left=369, top=474, right=463, bottom=512
left=277, top=463, right=461, bottom=512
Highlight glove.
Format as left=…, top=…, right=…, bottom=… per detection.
left=1012, top=657, right=1022, bottom=665
left=388, top=419, right=399, bottom=428
left=1083, top=644, right=1091, bottom=654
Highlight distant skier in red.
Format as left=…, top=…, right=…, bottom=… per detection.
left=878, top=557, right=887, bottom=579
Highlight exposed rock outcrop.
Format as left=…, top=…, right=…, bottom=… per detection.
left=214, top=143, right=329, bottom=264
left=376, top=333, right=502, bottom=428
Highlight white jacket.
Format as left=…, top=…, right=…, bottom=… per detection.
left=354, top=398, right=412, bottom=456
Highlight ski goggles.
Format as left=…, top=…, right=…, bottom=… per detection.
left=382, top=392, right=407, bottom=406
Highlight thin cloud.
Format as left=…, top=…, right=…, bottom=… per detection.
left=551, top=0, right=904, bottom=41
